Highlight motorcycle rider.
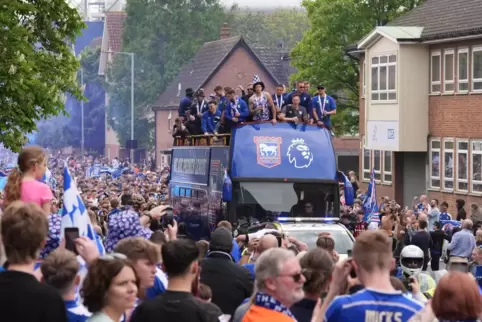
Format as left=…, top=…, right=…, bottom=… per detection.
left=399, top=245, right=436, bottom=295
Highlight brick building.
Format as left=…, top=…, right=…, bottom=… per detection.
left=98, top=11, right=126, bottom=160
left=152, top=24, right=293, bottom=168
left=348, top=0, right=482, bottom=213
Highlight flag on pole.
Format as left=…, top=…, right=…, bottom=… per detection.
left=363, top=168, right=378, bottom=222
left=337, top=171, right=354, bottom=206
left=61, top=164, right=105, bottom=255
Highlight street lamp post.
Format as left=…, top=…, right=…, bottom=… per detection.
left=103, top=51, right=135, bottom=163
left=80, top=67, right=84, bottom=157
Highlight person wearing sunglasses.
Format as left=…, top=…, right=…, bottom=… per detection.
left=82, top=253, right=139, bottom=322
left=242, top=248, right=306, bottom=322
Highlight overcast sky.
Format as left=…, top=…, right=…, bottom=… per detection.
left=221, top=0, right=302, bottom=8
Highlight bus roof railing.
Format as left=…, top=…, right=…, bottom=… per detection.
left=174, top=134, right=231, bottom=147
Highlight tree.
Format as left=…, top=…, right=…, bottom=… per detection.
left=34, top=46, right=105, bottom=152
left=0, top=0, right=85, bottom=152
left=291, top=0, right=423, bottom=135
left=226, top=6, right=309, bottom=49
left=106, top=0, right=226, bottom=149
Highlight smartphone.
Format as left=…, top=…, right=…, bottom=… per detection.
left=347, top=250, right=357, bottom=278
left=403, top=277, right=413, bottom=292
left=65, top=227, right=80, bottom=255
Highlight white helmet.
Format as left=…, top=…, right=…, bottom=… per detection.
left=400, top=245, right=424, bottom=276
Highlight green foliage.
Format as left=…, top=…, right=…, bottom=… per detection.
left=106, top=0, right=226, bottom=149
left=291, top=0, right=423, bottom=135
left=227, top=6, right=309, bottom=49
left=0, top=0, right=85, bottom=152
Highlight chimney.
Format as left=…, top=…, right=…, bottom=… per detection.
left=220, top=23, right=230, bottom=40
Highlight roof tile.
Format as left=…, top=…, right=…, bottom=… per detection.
left=390, top=0, right=482, bottom=40
left=153, top=36, right=295, bottom=108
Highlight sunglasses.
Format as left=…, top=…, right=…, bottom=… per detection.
left=99, top=253, right=127, bottom=261
left=279, top=270, right=304, bottom=283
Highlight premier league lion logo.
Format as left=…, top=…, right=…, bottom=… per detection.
left=287, top=138, right=313, bottom=169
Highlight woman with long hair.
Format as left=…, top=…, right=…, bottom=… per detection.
left=4, top=146, right=52, bottom=215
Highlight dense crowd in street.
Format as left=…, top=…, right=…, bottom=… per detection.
left=0, top=144, right=481, bottom=322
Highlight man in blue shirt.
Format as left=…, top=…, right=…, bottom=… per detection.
left=178, top=88, right=194, bottom=120
left=224, top=88, right=249, bottom=130
left=320, top=231, right=423, bottom=322
left=312, top=85, right=336, bottom=129
left=286, top=81, right=312, bottom=115
left=448, top=219, right=476, bottom=259
left=202, top=101, right=221, bottom=135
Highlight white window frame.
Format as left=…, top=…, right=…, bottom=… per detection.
left=443, top=49, right=455, bottom=93
left=456, top=139, right=469, bottom=192
left=362, top=146, right=371, bottom=182
left=383, top=150, right=392, bottom=184
left=429, top=138, right=441, bottom=189
left=457, top=48, right=469, bottom=93
left=472, top=46, right=482, bottom=92
left=371, top=54, right=397, bottom=102
left=471, top=140, right=482, bottom=194
left=362, top=61, right=366, bottom=97
left=442, top=138, right=454, bottom=191
left=373, top=150, right=382, bottom=182
left=431, top=51, right=441, bottom=94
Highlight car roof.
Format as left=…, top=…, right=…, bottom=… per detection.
left=280, top=222, right=348, bottom=232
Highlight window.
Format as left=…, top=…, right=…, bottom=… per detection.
left=363, top=148, right=370, bottom=181
left=431, top=51, right=441, bottom=93
left=472, top=47, right=482, bottom=91
left=471, top=140, right=482, bottom=193
left=456, top=140, right=468, bottom=191
left=373, top=150, right=381, bottom=181
left=444, top=49, right=455, bottom=92
left=371, top=54, right=397, bottom=101
left=362, top=61, right=366, bottom=97
left=383, top=151, right=392, bottom=183
left=430, top=139, right=441, bottom=188
left=458, top=48, right=469, bottom=92
left=443, top=139, right=454, bottom=190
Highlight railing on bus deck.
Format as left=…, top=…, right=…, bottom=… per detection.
left=174, top=134, right=231, bottom=146
left=173, top=120, right=327, bottom=147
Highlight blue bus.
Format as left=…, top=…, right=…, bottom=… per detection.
left=169, top=122, right=342, bottom=240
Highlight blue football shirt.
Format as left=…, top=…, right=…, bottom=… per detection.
left=325, top=288, right=423, bottom=322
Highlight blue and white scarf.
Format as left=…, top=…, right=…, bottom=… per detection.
left=254, top=292, right=296, bottom=320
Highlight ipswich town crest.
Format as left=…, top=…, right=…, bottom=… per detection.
left=254, top=136, right=282, bottom=168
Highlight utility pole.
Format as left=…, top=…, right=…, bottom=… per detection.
left=102, top=51, right=135, bottom=163
left=130, top=53, right=134, bottom=164
left=80, top=67, right=85, bottom=157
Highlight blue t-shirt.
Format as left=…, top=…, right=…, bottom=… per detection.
left=0, top=267, right=4, bottom=273
left=145, top=268, right=168, bottom=299
left=231, top=239, right=241, bottom=263
left=325, top=288, right=423, bottom=322
left=243, top=263, right=255, bottom=278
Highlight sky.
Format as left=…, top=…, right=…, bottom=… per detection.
left=221, top=0, right=302, bottom=8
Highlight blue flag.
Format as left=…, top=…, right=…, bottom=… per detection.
left=222, top=170, right=232, bottom=202
left=61, top=164, right=105, bottom=255
left=337, top=171, right=354, bottom=206
left=363, top=168, right=378, bottom=222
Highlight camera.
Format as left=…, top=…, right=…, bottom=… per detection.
left=161, top=207, right=174, bottom=229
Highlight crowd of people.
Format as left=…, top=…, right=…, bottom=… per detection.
left=1, top=144, right=482, bottom=322
left=172, top=77, right=337, bottom=143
